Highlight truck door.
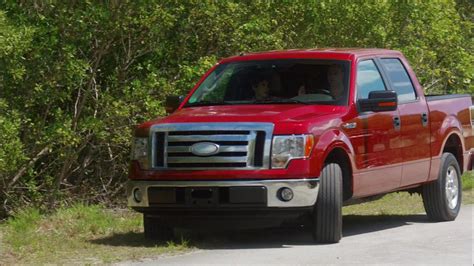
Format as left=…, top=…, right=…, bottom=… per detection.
left=348, top=59, right=402, bottom=197
left=378, top=58, right=431, bottom=186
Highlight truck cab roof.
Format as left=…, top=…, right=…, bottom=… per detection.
left=220, top=48, right=403, bottom=64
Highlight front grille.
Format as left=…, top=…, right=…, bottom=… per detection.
left=151, top=123, right=274, bottom=169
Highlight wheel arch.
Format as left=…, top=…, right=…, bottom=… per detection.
left=314, top=129, right=356, bottom=201
left=324, top=147, right=353, bottom=201
left=440, top=131, right=464, bottom=173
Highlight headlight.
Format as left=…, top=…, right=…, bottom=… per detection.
left=271, top=134, right=314, bottom=169
left=131, top=137, right=149, bottom=169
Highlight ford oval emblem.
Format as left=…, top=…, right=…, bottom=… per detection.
left=190, top=142, right=220, bottom=156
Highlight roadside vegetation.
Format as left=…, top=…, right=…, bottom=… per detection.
left=0, top=1, right=472, bottom=218
left=1, top=171, right=472, bottom=264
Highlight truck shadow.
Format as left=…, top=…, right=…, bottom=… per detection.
left=90, top=214, right=429, bottom=249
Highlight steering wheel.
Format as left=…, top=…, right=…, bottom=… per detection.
left=317, top=89, right=332, bottom=96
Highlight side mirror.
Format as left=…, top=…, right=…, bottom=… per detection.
left=358, top=90, right=397, bottom=112
left=165, top=95, right=184, bottom=114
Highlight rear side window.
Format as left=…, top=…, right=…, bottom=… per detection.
left=380, top=58, right=416, bottom=102
left=356, top=60, right=386, bottom=99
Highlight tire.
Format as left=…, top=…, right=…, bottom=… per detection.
left=422, top=153, right=462, bottom=221
left=312, top=163, right=343, bottom=243
left=143, top=214, right=174, bottom=241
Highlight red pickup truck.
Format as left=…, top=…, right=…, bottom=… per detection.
left=128, top=49, right=474, bottom=243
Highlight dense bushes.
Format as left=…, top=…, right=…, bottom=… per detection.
left=0, top=1, right=472, bottom=217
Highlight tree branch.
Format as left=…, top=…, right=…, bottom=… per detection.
left=8, top=146, right=50, bottom=187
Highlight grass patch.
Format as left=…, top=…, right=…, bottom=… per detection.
left=343, top=192, right=425, bottom=216
left=461, top=170, right=474, bottom=204
left=461, top=170, right=474, bottom=190
left=0, top=204, right=190, bottom=265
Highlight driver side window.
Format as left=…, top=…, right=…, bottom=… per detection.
left=357, top=60, right=386, bottom=99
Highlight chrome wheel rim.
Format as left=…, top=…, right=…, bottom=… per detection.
left=445, top=165, right=459, bottom=210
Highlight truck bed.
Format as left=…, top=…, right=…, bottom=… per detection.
left=426, top=94, right=473, bottom=173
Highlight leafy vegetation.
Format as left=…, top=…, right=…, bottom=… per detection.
left=0, top=1, right=473, bottom=217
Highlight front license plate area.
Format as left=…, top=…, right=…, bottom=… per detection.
left=186, top=187, right=218, bottom=206
left=148, top=186, right=267, bottom=207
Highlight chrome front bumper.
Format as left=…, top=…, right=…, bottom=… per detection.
left=127, top=178, right=320, bottom=208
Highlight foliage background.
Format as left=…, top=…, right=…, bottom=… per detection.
left=0, top=0, right=472, bottom=218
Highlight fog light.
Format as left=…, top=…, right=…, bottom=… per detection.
left=133, top=188, right=142, bottom=203
left=278, top=187, right=294, bottom=202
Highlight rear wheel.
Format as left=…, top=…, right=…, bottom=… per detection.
left=422, top=153, right=462, bottom=221
left=143, top=214, right=174, bottom=241
left=312, top=163, right=343, bottom=243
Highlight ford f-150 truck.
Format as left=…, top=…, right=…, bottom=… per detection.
left=128, top=48, right=474, bottom=243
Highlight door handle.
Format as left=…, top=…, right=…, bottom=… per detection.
left=421, top=112, right=428, bottom=127
left=393, top=116, right=401, bottom=131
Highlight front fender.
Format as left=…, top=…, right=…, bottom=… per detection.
left=310, top=129, right=356, bottom=176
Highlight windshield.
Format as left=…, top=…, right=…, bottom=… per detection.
left=185, top=59, right=350, bottom=107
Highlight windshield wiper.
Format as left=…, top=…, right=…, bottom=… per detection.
left=185, top=98, right=311, bottom=107
left=252, top=98, right=310, bottom=104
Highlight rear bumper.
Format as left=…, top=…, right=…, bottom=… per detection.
left=127, top=178, right=320, bottom=208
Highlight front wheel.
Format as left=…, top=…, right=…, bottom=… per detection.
left=312, top=163, right=343, bottom=243
left=422, top=153, right=462, bottom=221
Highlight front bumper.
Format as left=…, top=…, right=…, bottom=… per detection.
left=127, top=178, right=320, bottom=208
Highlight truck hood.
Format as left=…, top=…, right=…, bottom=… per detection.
left=140, top=104, right=347, bottom=134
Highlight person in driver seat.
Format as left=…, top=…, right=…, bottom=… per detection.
left=251, top=77, right=278, bottom=101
